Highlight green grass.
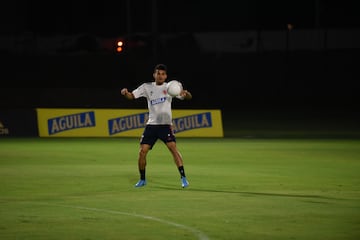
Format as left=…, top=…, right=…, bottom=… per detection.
left=1, top=137, right=360, bottom=239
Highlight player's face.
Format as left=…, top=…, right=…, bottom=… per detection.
left=153, top=69, right=167, bottom=85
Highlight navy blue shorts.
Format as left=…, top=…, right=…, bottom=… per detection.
left=140, top=125, right=176, bottom=149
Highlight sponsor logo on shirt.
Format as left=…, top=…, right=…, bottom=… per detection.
left=150, top=97, right=166, bottom=105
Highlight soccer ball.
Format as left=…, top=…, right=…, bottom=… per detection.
left=167, top=80, right=183, bottom=96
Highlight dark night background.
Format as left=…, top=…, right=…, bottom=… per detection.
left=1, top=0, right=359, bottom=131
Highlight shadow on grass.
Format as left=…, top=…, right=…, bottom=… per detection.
left=153, top=185, right=344, bottom=201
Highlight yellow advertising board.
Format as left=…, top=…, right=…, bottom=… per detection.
left=36, top=108, right=223, bottom=137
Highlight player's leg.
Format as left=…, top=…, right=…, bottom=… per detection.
left=135, top=126, right=157, bottom=187
left=165, top=141, right=189, bottom=188
left=134, top=143, right=151, bottom=187
left=166, top=141, right=184, bottom=168
left=161, top=125, right=189, bottom=188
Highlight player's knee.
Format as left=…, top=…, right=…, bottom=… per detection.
left=139, top=148, right=149, bottom=157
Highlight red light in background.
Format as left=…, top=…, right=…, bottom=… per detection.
left=116, top=40, right=124, bottom=52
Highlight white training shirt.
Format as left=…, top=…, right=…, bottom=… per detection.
left=132, top=82, right=183, bottom=125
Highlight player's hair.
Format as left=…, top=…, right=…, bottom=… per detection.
left=154, top=63, right=167, bottom=73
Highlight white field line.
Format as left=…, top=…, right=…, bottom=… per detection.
left=33, top=202, right=210, bottom=240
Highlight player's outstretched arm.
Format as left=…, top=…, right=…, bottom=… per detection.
left=121, top=88, right=135, bottom=100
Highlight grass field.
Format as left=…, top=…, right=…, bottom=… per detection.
left=1, top=137, right=359, bottom=239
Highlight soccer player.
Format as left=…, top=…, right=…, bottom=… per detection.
left=120, top=64, right=192, bottom=188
